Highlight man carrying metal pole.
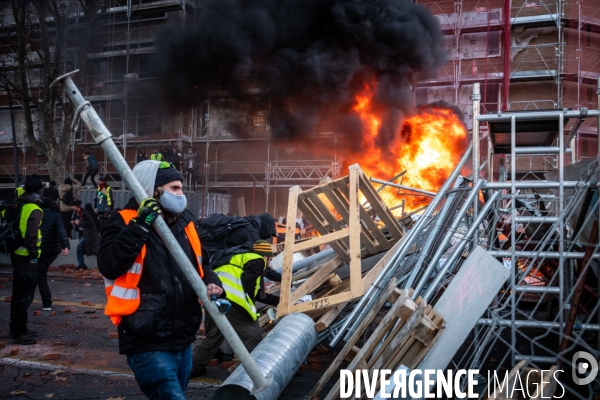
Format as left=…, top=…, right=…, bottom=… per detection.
left=98, top=160, right=224, bottom=398
left=50, top=70, right=272, bottom=395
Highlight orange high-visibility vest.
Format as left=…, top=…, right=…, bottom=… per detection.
left=104, top=209, right=204, bottom=326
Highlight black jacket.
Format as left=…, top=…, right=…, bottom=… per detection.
left=241, top=258, right=280, bottom=306
left=43, top=186, right=59, bottom=203
left=98, top=197, right=222, bottom=355
left=78, top=209, right=100, bottom=256
left=40, top=208, right=70, bottom=257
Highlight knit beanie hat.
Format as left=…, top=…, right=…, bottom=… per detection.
left=154, top=162, right=184, bottom=188
left=24, top=179, right=43, bottom=193
left=253, top=240, right=274, bottom=257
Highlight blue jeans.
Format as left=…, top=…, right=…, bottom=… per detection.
left=126, top=345, right=192, bottom=400
left=76, top=236, right=85, bottom=266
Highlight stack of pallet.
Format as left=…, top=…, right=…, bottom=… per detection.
left=306, top=279, right=446, bottom=400
left=277, top=164, right=405, bottom=327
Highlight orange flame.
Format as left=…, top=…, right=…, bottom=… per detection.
left=349, top=77, right=468, bottom=212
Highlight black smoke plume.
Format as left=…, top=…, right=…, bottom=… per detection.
left=153, top=0, right=445, bottom=144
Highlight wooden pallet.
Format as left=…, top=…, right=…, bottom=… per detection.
left=277, top=164, right=404, bottom=318
left=306, top=283, right=446, bottom=400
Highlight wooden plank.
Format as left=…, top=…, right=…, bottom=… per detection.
left=317, top=184, right=382, bottom=255
left=365, top=291, right=411, bottom=367
left=370, top=301, right=426, bottom=372
left=289, top=256, right=342, bottom=304
left=292, top=229, right=349, bottom=253
left=332, top=178, right=382, bottom=254
left=315, top=303, right=346, bottom=332
left=304, top=191, right=344, bottom=233
left=276, top=185, right=301, bottom=319
left=357, top=170, right=404, bottom=241
left=323, top=305, right=409, bottom=400
left=289, top=291, right=353, bottom=314
left=348, top=165, right=364, bottom=299
left=418, top=246, right=511, bottom=371
left=305, top=279, right=397, bottom=400
left=297, top=194, right=350, bottom=263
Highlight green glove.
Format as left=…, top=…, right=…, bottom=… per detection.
left=135, top=198, right=162, bottom=228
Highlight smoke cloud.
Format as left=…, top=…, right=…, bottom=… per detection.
left=154, top=0, right=445, bottom=143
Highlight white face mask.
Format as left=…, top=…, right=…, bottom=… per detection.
left=159, top=187, right=187, bottom=214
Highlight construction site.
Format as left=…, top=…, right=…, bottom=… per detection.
left=1, top=0, right=600, bottom=399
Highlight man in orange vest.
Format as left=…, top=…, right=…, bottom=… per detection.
left=98, top=160, right=223, bottom=399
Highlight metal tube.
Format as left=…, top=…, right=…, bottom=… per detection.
left=53, top=71, right=272, bottom=393
left=510, top=115, right=516, bottom=366
left=488, top=250, right=599, bottom=259
left=213, top=313, right=317, bottom=400
left=405, top=177, right=466, bottom=290
left=484, top=181, right=589, bottom=189
left=369, top=178, right=436, bottom=196
left=514, top=146, right=561, bottom=154
left=472, top=83, right=481, bottom=248
left=412, top=179, right=485, bottom=298
left=422, top=190, right=500, bottom=302
left=558, top=112, right=565, bottom=341
left=332, top=143, right=474, bottom=345
left=477, top=318, right=600, bottom=332
left=477, top=109, right=599, bottom=122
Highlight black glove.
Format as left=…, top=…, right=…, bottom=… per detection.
left=135, top=198, right=162, bottom=229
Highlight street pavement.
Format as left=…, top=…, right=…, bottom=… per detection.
left=0, top=264, right=327, bottom=399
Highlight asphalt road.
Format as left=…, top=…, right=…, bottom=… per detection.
left=0, top=266, right=332, bottom=400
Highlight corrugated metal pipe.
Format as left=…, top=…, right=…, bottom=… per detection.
left=213, top=313, right=318, bottom=400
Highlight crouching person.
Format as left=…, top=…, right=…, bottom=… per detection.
left=98, top=160, right=222, bottom=399
left=191, top=239, right=280, bottom=377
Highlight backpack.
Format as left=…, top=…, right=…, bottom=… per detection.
left=197, top=213, right=251, bottom=254
left=209, top=242, right=254, bottom=270
left=62, top=186, right=74, bottom=206
left=0, top=203, right=23, bottom=253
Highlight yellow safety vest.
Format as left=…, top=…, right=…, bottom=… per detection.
left=150, top=153, right=163, bottom=161
left=15, top=203, right=42, bottom=258
left=214, top=253, right=265, bottom=321
left=97, top=187, right=112, bottom=206
left=103, top=209, right=204, bottom=326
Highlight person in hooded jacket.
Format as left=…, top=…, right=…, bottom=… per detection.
left=36, top=198, right=69, bottom=311
left=98, top=160, right=223, bottom=400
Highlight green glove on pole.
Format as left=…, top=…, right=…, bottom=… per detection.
left=51, top=70, right=272, bottom=394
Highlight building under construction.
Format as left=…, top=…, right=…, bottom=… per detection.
left=0, top=0, right=598, bottom=218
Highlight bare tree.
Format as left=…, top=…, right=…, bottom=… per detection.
left=1, top=0, right=106, bottom=183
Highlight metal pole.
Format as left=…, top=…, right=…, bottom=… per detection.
left=412, top=178, right=485, bottom=298
left=510, top=115, right=516, bottom=366
left=6, top=84, right=19, bottom=188
left=51, top=71, right=272, bottom=393
left=404, top=176, right=466, bottom=290
left=369, top=178, right=436, bottom=197
left=422, top=190, right=500, bottom=302
left=558, top=112, right=565, bottom=342
left=331, top=143, right=473, bottom=346
left=472, top=83, right=481, bottom=248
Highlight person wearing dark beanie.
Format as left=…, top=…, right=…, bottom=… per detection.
left=10, top=177, right=44, bottom=345
left=97, top=160, right=223, bottom=398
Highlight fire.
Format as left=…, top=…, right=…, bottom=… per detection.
left=350, top=78, right=468, bottom=212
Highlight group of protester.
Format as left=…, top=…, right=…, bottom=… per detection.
left=6, top=172, right=116, bottom=345
left=137, top=146, right=201, bottom=190
left=5, top=160, right=281, bottom=399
